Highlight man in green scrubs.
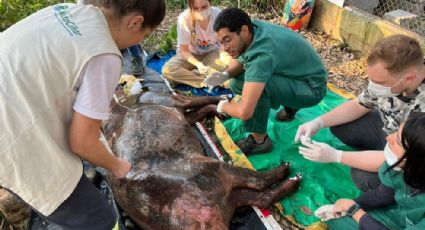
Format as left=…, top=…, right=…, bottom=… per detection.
left=204, top=8, right=327, bottom=155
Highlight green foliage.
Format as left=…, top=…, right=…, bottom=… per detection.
left=165, top=0, right=284, bottom=12
left=235, top=0, right=285, bottom=12
left=165, top=0, right=187, bottom=9
left=0, top=0, right=69, bottom=31
left=0, top=0, right=286, bottom=31
left=159, top=24, right=177, bottom=54
left=143, top=23, right=177, bottom=54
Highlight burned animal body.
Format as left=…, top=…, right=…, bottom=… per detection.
left=103, top=91, right=300, bottom=230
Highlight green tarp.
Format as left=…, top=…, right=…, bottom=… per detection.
left=223, top=90, right=362, bottom=226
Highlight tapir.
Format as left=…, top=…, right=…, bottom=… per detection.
left=102, top=91, right=301, bottom=230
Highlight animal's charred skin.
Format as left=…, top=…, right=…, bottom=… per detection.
left=103, top=91, right=301, bottom=229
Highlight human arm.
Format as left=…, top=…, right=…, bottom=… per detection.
left=69, top=112, right=131, bottom=178
left=70, top=54, right=130, bottom=178
left=333, top=199, right=390, bottom=230
left=341, top=150, right=385, bottom=172
left=219, top=82, right=265, bottom=120
left=226, top=59, right=244, bottom=77
left=295, top=98, right=371, bottom=142
left=321, top=98, right=371, bottom=127
left=218, top=52, right=271, bottom=118
left=299, top=141, right=385, bottom=171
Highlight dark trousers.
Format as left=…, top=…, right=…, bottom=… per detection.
left=330, top=110, right=387, bottom=192
left=229, top=72, right=326, bottom=133
left=38, top=174, right=116, bottom=230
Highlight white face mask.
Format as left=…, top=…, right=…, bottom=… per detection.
left=193, top=8, right=210, bottom=21
left=367, top=77, right=404, bottom=97
left=384, top=143, right=402, bottom=171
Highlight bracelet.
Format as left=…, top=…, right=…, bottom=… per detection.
left=347, top=203, right=361, bottom=217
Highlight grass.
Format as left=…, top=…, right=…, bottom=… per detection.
left=0, top=0, right=69, bottom=31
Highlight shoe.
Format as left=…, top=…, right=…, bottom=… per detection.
left=236, top=134, right=273, bottom=156
left=276, top=107, right=299, bottom=122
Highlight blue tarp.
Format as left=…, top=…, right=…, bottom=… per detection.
left=146, top=51, right=235, bottom=97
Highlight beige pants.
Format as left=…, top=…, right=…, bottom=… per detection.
left=162, top=50, right=230, bottom=88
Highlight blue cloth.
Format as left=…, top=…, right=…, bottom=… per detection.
left=146, top=50, right=176, bottom=73
left=127, top=45, right=141, bottom=57
left=175, top=84, right=234, bottom=97
left=146, top=50, right=235, bottom=97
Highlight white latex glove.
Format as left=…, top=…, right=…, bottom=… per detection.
left=294, top=117, right=324, bottom=143
left=299, top=141, right=343, bottom=163
left=315, top=204, right=346, bottom=221
left=129, top=81, right=143, bottom=95
left=217, top=99, right=229, bottom=113
left=195, top=62, right=210, bottom=75
left=203, top=71, right=229, bottom=88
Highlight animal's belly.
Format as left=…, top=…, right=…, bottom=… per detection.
left=110, top=167, right=228, bottom=230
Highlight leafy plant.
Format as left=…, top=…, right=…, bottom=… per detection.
left=159, top=24, right=177, bottom=54
left=165, top=0, right=187, bottom=9
left=0, top=0, right=69, bottom=31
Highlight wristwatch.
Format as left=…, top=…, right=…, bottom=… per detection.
left=347, top=203, right=361, bottom=217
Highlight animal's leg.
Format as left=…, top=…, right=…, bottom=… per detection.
left=219, top=163, right=290, bottom=191
left=172, top=94, right=226, bottom=110
left=184, top=104, right=221, bottom=124
left=228, top=175, right=301, bottom=209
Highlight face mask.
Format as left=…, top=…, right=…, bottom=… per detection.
left=193, top=8, right=210, bottom=21
left=384, top=143, right=402, bottom=171
left=367, top=77, right=404, bottom=97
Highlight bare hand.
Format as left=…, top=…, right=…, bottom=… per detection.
left=333, top=199, right=355, bottom=215
left=111, top=158, right=131, bottom=179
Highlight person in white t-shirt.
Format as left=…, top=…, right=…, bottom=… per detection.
left=162, top=0, right=231, bottom=88
left=0, top=1, right=165, bottom=229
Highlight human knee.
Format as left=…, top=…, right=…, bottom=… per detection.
left=161, top=62, right=176, bottom=76
left=351, top=168, right=380, bottom=192
left=330, top=125, right=352, bottom=146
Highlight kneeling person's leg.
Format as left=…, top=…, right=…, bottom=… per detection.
left=236, top=96, right=273, bottom=155
left=330, top=110, right=386, bottom=192
left=162, top=53, right=205, bottom=88
left=351, top=168, right=381, bottom=192
left=330, top=110, right=387, bottom=150
left=267, top=77, right=326, bottom=120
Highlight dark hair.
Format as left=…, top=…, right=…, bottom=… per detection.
left=99, top=0, right=166, bottom=29
left=387, top=112, right=425, bottom=190
left=213, top=8, right=253, bottom=34
left=367, top=35, right=423, bottom=74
